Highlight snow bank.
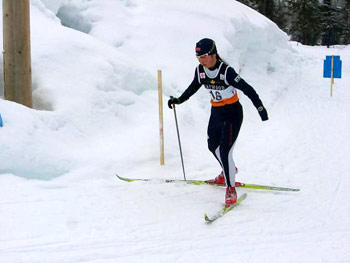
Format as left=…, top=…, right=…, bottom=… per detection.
left=59, top=0, right=292, bottom=88
left=0, top=0, right=157, bottom=178
left=0, top=0, right=294, bottom=180
left=39, top=0, right=63, bottom=15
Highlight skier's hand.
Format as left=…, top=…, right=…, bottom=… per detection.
left=257, top=106, right=268, bottom=121
left=168, top=96, right=181, bottom=109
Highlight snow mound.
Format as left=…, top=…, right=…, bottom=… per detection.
left=0, top=0, right=295, bottom=181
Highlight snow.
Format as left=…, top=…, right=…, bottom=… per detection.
left=0, top=0, right=349, bottom=262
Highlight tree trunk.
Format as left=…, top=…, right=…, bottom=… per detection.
left=3, top=0, right=32, bottom=108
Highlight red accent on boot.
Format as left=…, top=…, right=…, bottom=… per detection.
left=206, top=171, right=225, bottom=185
left=225, top=186, right=237, bottom=207
left=206, top=167, right=239, bottom=186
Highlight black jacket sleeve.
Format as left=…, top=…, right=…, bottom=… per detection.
left=226, top=67, right=264, bottom=109
left=178, top=69, right=202, bottom=103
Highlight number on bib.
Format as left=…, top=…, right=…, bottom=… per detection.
left=210, top=90, right=223, bottom=101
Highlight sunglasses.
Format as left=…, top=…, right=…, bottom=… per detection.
left=196, top=53, right=210, bottom=59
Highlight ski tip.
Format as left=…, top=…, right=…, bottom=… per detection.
left=204, top=213, right=212, bottom=223
left=115, top=174, right=134, bottom=182
left=115, top=174, right=124, bottom=180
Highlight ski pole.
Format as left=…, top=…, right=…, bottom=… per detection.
left=172, top=102, right=186, bottom=181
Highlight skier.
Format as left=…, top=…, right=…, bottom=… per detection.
left=168, top=38, right=268, bottom=207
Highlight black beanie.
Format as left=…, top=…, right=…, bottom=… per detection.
left=195, top=38, right=217, bottom=56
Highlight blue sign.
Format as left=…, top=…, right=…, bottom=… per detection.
left=323, top=55, right=342, bottom=78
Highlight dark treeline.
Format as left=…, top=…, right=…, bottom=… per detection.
left=237, top=0, right=350, bottom=46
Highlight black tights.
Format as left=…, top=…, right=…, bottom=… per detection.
left=207, top=102, right=243, bottom=187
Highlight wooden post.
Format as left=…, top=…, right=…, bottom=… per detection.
left=158, top=70, right=165, bottom=165
left=3, top=0, right=32, bottom=107
left=330, top=55, right=334, bottom=97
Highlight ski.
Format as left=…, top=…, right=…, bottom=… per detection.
left=116, top=174, right=209, bottom=185
left=235, top=182, right=300, bottom=192
left=116, top=174, right=300, bottom=192
left=204, top=193, right=248, bottom=223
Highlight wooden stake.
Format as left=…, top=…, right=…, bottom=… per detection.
left=158, top=70, right=165, bottom=165
left=330, top=55, right=334, bottom=97
left=3, top=0, right=32, bottom=107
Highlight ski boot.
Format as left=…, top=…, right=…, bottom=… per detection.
left=206, top=167, right=238, bottom=186
left=225, top=186, right=237, bottom=207
left=206, top=171, right=225, bottom=185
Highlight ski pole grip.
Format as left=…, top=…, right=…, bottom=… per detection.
left=170, top=96, right=176, bottom=109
